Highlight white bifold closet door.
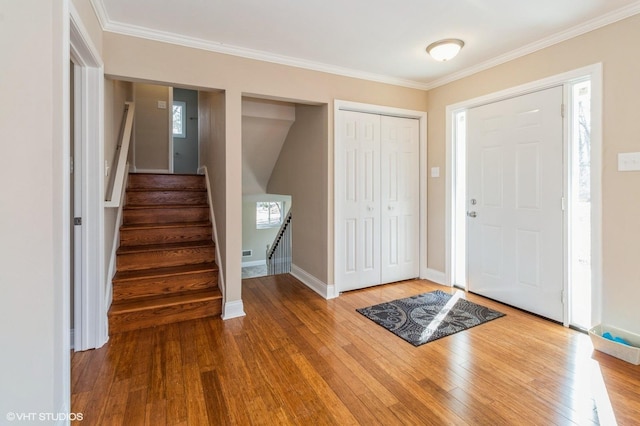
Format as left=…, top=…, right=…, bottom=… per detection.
left=336, top=110, right=419, bottom=292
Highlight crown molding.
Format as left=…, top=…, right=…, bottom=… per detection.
left=89, top=0, right=110, bottom=30
left=91, top=0, right=640, bottom=92
left=424, top=1, right=640, bottom=90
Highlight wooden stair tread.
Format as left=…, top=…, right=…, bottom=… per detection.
left=124, top=203, right=208, bottom=210
left=120, top=221, right=211, bottom=231
left=114, top=262, right=218, bottom=282
left=109, top=289, right=222, bottom=314
left=126, top=188, right=207, bottom=192
left=117, top=240, right=214, bottom=254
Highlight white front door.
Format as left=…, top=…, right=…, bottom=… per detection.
left=467, top=86, right=564, bottom=321
left=380, top=116, right=420, bottom=283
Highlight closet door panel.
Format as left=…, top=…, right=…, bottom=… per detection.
left=380, top=116, right=420, bottom=283
left=336, top=111, right=381, bottom=291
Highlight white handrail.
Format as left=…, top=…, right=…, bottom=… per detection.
left=105, top=101, right=135, bottom=208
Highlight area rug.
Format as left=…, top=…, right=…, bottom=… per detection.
left=356, top=290, right=505, bottom=346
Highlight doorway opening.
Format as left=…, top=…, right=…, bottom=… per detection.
left=173, top=88, right=199, bottom=174
left=447, top=65, right=601, bottom=327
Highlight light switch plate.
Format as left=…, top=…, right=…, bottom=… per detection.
left=431, top=167, right=440, bottom=178
left=157, top=100, right=167, bottom=109
left=618, top=152, right=640, bottom=171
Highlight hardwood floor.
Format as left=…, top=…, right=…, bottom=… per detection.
left=71, top=276, right=640, bottom=425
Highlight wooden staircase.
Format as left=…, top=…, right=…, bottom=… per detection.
left=108, top=173, right=222, bottom=333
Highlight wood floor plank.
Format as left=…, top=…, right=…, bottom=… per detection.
left=72, top=277, right=640, bottom=425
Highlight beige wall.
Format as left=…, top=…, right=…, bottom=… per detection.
left=426, top=14, right=640, bottom=334
left=133, top=83, right=171, bottom=171
left=0, top=0, right=67, bottom=416
left=268, top=104, right=329, bottom=281
left=103, top=32, right=428, bottom=305
left=101, top=12, right=640, bottom=334
left=199, top=90, right=236, bottom=301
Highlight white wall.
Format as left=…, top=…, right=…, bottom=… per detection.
left=0, top=0, right=69, bottom=417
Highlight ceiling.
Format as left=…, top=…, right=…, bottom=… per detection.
left=92, top=0, right=640, bottom=89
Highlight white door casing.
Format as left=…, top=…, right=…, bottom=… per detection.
left=467, top=86, right=564, bottom=321
left=335, top=110, right=420, bottom=292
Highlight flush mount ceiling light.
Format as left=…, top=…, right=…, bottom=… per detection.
left=426, top=39, right=465, bottom=62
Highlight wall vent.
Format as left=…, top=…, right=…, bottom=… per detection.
left=242, top=250, right=252, bottom=257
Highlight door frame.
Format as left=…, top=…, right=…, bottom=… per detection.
left=70, top=4, right=108, bottom=350
left=445, top=63, right=603, bottom=326
left=333, top=100, right=428, bottom=294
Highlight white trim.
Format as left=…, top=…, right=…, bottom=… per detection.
left=291, top=264, right=338, bottom=299
left=90, top=0, right=640, bottom=90
left=70, top=4, right=108, bottom=351
left=445, top=63, right=603, bottom=326
left=70, top=2, right=103, bottom=68
left=105, top=102, right=134, bottom=208
left=424, top=269, right=446, bottom=285
left=222, top=300, right=246, bottom=320
left=425, top=4, right=640, bottom=90
left=105, top=165, right=129, bottom=314
left=168, top=88, right=175, bottom=173
left=242, top=260, right=266, bottom=268
left=333, top=100, right=427, bottom=294
left=588, top=66, right=604, bottom=329
left=200, top=167, right=225, bottom=301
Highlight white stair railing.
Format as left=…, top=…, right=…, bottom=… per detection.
left=105, top=101, right=135, bottom=208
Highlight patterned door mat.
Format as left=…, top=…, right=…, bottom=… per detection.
left=356, top=290, right=505, bottom=346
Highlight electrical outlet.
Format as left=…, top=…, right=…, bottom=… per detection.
left=157, top=100, right=167, bottom=109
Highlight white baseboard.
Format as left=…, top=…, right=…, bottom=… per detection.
left=424, top=268, right=447, bottom=285
left=291, top=264, right=338, bottom=299
left=242, top=260, right=266, bottom=267
left=222, top=300, right=245, bottom=320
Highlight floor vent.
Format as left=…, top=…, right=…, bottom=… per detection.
left=242, top=250, right=252, bottom=257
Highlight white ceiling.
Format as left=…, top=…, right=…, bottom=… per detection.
left=92, top=0, right=640, bottom=89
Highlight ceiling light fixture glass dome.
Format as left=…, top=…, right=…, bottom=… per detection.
left=426, top=39, right=465, bottom=61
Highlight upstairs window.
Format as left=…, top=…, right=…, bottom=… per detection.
left=256, top=201, right=283, bottom=229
